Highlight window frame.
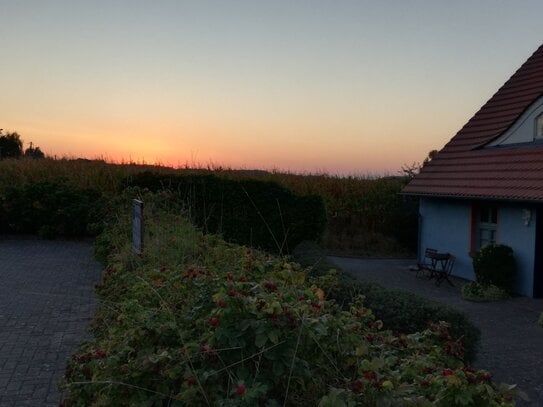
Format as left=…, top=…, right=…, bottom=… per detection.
left=535, top=113, right=543, bottom=140
left=471, top=204, right=499, bottom=252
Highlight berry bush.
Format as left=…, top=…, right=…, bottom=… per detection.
left=60, top=191, right=519, bottom=406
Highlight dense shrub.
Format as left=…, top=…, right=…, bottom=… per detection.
left=61, top=192, right=517, bottom=406
left=293, top=241, right=481, bottom=362
left=0, top=158, right=417, bottom=256
left=472, top=244, right=516, bottom=293
left=122, top=171, right=326, bottom=254
left=332, top=275, right=480, bottom=363
left=0, top=180, right=103, bottom=238
left=461, top=281, right=509, bottom=302
left=321, top=177, right=418, bottom=256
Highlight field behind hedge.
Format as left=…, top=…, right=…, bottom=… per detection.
left=0, top=158, right=417, bottom=256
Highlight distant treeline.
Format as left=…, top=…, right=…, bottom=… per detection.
left=0, top=130, right=44, bottom=159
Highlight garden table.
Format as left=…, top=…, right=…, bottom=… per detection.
left=417, top=249, right=455, bottom=286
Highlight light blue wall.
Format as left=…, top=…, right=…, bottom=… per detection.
left=497, top=206, right=536, bottom=296
left=419, top=198, right=536, bottom=297
left=419, top=198, right=474, bottom=281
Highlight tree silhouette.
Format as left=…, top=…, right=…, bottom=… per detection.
left=24, top=142, right=45, bottom=159
left=401, top=150, right=439, bottom=180
left=0, top=131, right=23, bottom=159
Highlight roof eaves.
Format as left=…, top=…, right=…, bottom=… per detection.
left=400, top=190, right=543, bottom=203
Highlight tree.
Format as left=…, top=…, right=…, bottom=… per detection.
left=24, top=142, right=45, bottom=159
left=401, top=150, right=439, bottom=180
left=0, top=131, right=23, bottom=159
left=422, top=149, right=439, bottom=167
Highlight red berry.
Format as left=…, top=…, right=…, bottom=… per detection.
left=186, top=376, right=197, bottom=385
left=351, top=379, right=363, bottom=393
left=420, top=379, right=431, bottom=387
left=442, top=368, right=454, bottom=376
left=363, top=371, right=377, bottom=382
left=236, top=383, right=247, bottom=396
left=210, top=317, right=219, bottom=327
left=264, top=281, right=277, bottom=291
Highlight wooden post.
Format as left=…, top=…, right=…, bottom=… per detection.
left=132, top=199, right=144, bottom=255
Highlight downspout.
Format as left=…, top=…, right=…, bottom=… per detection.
left=417, top=210, right=422, bottom=262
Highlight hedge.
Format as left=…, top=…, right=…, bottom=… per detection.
left=292, top=241, right=481, bottom=362
left=0, top=180, right=103, bottom=238
left=122, top=171, right=326, bottom=254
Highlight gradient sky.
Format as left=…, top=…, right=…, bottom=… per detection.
left=2, top=1, right=543, bottom=174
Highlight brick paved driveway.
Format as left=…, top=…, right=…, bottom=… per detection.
left=330, top=256, right=543, bottom=407
left=0, top=237, right=101, bottom=407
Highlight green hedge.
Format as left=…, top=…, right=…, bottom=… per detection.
left=293, top=242, right=481, bottom=362
left=0, top=180, right=103, bottom=238
left=122, top=171, right=326, bottom=254
left=342, top=276, right=480, bottom=362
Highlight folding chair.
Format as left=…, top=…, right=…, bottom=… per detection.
left=416, top=248, right=437, bottom=279
left=435, top=255, right=455, bottom=286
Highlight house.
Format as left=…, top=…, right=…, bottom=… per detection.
left=403, top=44, right=543, bottom=297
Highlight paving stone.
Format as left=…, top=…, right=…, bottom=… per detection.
left=0, top=237, right=101, bottom=407
left=330, top=256, right=543, bottom=407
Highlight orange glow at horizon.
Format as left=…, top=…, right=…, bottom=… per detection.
left=3, top=2, right=543, bottom=175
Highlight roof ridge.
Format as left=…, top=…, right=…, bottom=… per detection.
left=404, top=44, right=543, bottom=201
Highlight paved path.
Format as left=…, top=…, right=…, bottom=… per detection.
left=0, top=237, right=101, bottom=407
left=330, top=257, right=543, bottom=407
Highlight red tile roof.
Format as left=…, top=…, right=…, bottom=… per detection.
left=403, top=44, right=543, bottom=201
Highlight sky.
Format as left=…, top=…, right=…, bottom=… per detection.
left=2, top=1, right=543, bottom=175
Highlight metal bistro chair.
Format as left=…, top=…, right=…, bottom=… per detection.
left=435, top=255, right=455, bottom=286
left=416, top=248, right=438, bottom=279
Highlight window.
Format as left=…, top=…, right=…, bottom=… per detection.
left=536, top=113, right=543, bottom=140
left=477, top=206, right=498, bottom=249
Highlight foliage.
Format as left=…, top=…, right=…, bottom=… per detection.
left=472, top=244, right=517, bottom=293
left=461, top=282, right=509, bottom=302
left=286, top=175, right=418, bottom=256
left=0, top=180, right=103, bottom=238
left=0, top=158, right=416, bottom=256
left=24, top=143, right=45, bottom=159
left=59, top=192, right=518, bottom=406
left=292, top=241, right=481, bottom=363
left=0, top=131, right=23, bottom=159
left=122, top=171, right=327, bottom=255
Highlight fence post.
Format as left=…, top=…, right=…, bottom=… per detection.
left=132, top=199, right=144, bottom=255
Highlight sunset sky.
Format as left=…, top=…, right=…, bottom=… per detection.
left=2, top=1, right=543, bottom=175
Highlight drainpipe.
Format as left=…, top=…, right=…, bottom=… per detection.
left=417, top=212, right=422, bottom=262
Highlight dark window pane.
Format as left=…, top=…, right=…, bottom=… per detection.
left=490, top=208, right=498, bottom=224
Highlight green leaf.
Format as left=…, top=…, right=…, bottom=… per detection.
left=268, top=329, right=280, bottom=344
left=255, top=333, right=268, bottom=348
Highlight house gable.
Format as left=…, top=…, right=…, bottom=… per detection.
left=487, top=96, right=543, bottom=146
left=403, top=44, right=543, bottom=201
